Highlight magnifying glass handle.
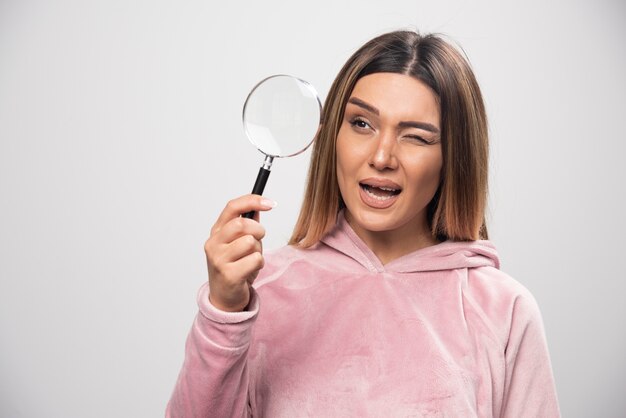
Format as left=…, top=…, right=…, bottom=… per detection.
left=242, top=166, right=272, bottom=219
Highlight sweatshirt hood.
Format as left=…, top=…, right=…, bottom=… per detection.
left=319, top=211, right=500, bottom=273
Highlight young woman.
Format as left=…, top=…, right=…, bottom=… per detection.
left=167, top=30, right=560, bottom=417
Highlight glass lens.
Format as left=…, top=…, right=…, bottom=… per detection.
left=243, top=75, right=321, bottom=157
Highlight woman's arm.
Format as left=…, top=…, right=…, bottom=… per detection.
left=167, top=195, right=274, bottom=417
left=501, top=292, right=561, bottom=417
left=166, top=283, right=259, bottom=418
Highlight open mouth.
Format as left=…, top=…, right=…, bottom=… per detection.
left=359, top=183, right=402, bottom=201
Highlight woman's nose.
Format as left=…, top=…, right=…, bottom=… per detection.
left=368, top=132, right=398, bottom=171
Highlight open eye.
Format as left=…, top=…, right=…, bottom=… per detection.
left=349, top=117, right=372, bottom=131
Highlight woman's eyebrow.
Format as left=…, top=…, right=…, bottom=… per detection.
left=347, top=96, right=440, bottom=134
left=398, top=121, right=440, bottom=134
left=348, top=97, right=379, bottom=115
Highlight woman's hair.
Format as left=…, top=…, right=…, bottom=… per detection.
left=289, top=30, right=489, bottom=247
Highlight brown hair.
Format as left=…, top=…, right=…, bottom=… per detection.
left=289, top=30, right=489, bottom=247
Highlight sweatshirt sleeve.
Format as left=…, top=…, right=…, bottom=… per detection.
left=501, top=291, right=561, bottom=418
left=166, top=282, right=259, bottom=418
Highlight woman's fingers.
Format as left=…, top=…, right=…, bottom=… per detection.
left=212, top=194, right=276, bottom=235
left=205, top=228, right=263, bottom=279
left=228, top=251, right=265, bottom=283
left=212, top=216, right=266, bottom=244
left=221, top=234, right=263, bottom=265
left=207, top=248, right=264, bottom=312
left=204, top=193, right=274, bottom=312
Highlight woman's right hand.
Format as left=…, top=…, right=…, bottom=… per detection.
left=204, top=194, right=276, bottom=312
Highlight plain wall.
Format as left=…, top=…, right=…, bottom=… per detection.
left=1, top=0, right=624, bottom=417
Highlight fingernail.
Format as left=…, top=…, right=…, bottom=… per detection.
left=260, top=198, right=277, bottom=208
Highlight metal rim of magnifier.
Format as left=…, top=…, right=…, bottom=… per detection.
left=242, top=74, right=323, bottom=158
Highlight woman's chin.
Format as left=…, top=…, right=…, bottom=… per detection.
left=346, top=208, right=405, bottom=234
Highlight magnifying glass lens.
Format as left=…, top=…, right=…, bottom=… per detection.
left=243, top=75, right=321, bottom=158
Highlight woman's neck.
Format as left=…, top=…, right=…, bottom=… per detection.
left=344, top=211, right=439, bottom=265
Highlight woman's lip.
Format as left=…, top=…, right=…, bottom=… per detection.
left=359, top=183, right=399, bottom=209
left=359, top=177, right=402, bottom=191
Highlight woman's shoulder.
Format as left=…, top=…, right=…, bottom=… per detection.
left=469, top=263, right=534, bottom=299
left=441, top=239, right=533, bottom=301
left=261, top=242, right=323, bottom=267
left=253, top=240, right=351, bottom=289
left=253, top=244, right=315, bottom=288
left=464, top=262, right=546, bottom=346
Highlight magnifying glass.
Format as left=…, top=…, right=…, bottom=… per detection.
left=242, top=74, right=322, bottom=219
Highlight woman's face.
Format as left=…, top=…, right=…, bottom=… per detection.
left=336, top=72, right=443, bottom=241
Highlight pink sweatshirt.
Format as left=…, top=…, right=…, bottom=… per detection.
left=167, top=214, right=560, bottom=417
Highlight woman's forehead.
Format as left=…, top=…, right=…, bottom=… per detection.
left=348, top=73, right=440, bottom=126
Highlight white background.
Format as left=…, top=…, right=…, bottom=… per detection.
left=1, top=0, right=624, bottom=417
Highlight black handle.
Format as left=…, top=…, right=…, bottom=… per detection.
left=243, top=166, right=271, bottom=219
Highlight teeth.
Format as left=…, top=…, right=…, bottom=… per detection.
left=379, top=186, right=397, bottom=192
left=364, top=187, right=395, bottom=201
